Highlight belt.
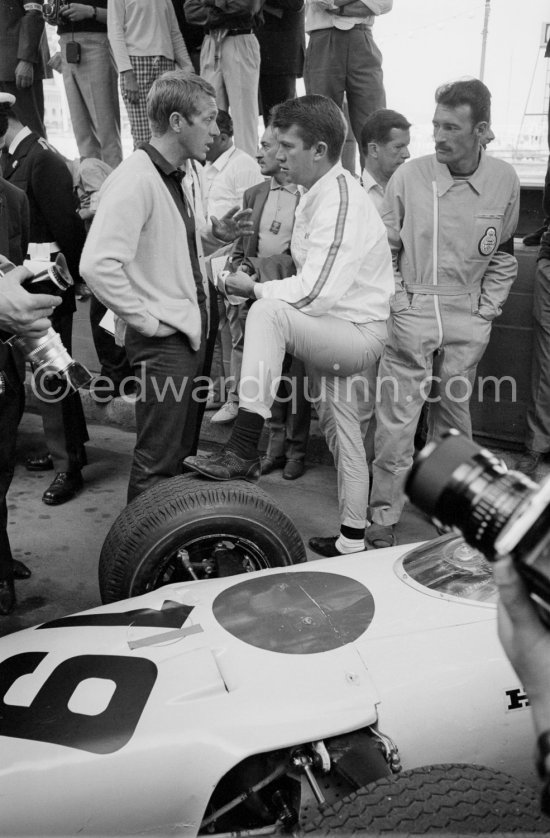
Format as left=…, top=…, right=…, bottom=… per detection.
left=205, top=28, right=253, bottom=36
left=405, top=284, right=474, bottom=296
left=310, top=23, right=370, bottom=31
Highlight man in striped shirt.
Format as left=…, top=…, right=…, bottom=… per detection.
left=185, top=94, right=393, bottom=558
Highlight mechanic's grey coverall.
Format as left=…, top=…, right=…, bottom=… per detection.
left=370, top=152, right=520, bottom=526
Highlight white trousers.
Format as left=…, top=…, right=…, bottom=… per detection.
left=200, top=33, right=261, bottom=158
left=239, top=298, right=386, bottom=528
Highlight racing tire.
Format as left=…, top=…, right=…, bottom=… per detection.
left=99, top=475, right=307, bottom=603
left=300, top=763, right=550, bottom=833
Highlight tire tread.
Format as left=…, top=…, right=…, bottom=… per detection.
left=99, top=476, right=306, bottom=602
left=301, top=763, right=549, bottom=833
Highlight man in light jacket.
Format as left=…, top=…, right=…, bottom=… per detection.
left=81, top=72, right=247, bottom=502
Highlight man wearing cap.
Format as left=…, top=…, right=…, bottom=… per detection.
left=0, top=90, right=61, bottom=614
left=0, top=0, right=47, bottom=138
left=3, top=103, right=89, bottom=506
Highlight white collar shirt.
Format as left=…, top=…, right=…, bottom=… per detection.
left=361, top=167, right=385, bottom=215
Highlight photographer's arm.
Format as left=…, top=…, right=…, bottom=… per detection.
left=325, top=0, right=392, bottom=16
left=495, top=556, right=550, bottom=734
left=59, top=4, right=107, bottom=23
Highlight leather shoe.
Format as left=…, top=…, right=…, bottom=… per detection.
left=283, top=459, right=305, bottom=480
left=514, top=449, right=542, bottom=478
left=183, top=450, right=260, bottom=482
left=26, top=448, right=87, bottom=471
left=26, top=452, right=54, bottom=471
left=365, top=523, right=396, bottom=549
left=308, top=536, right=343, bottom=557
left=0, top=578, right=15, bottom=616
left=13, top=559, right=31, bottom=580
left=260, top=455, right=285, bottom=475
left=42, top=471, right=83, bottom=505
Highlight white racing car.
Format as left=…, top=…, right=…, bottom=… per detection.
left=0, top=477, right=548, bottom=835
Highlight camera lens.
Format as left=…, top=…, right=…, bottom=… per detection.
left=406, top=431, right=537, bottom=559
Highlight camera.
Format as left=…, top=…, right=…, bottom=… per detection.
left=42, top=0, right=69, bottom=25
left=4, top=254, right=92, bottom=393
left=406, top=430, right=550, bottom=623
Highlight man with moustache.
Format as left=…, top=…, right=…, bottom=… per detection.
left=367, top=79, right=520, bottom=548
left=230, top=123, right=311, bottom=480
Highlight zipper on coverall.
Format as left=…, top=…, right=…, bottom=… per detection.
left=432, top=180, right=444, bottom=347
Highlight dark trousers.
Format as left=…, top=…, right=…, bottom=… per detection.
left=188, top=287, right=220, bottom=457
left=0, top=78, right=46, bottom=138
left=259, top=74, right=297, bottom=126
left=125, top=315, right=207, bottom=502
left=89, top=294, right=133, bottom=393
left=0, top=352, right=25, bottom=581
left=33, top=313, right=89, bottom=471
left=265, top=355, right=311, bottom=461
left=526, top=259, right=550, bottom=453
left=304, top=27, right=385, bottom=164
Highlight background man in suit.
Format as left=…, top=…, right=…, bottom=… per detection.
left=203, top=109, right=262, bottom=425
left=230, top=123, right=310, bottom=479
left=0, top=92, right=61, bottom=614
left=0, top=0, right=47, bottom=138
left=3, top=106, right=89, bottom=506
left=256, top=0, right=305, bottom=125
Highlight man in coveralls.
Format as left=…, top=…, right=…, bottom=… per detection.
left=367, top=78, right=520, bottom=548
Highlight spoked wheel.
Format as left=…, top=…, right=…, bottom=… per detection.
left=140, top=530, right=286, bottom=588
left=99, top=475, right=307, bottom=603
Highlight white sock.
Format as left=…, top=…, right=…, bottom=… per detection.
left=335, top=534, right=365, bottom=554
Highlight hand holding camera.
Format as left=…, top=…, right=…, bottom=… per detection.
left=0, top=254, right=91, bottom=391
left=407, top=431, right=550, bottom=814
left=0, top=262, right=61, bottom=337
left=406, top=430, right=550, bottom=626
left=494, top=556, right=550, bottom=731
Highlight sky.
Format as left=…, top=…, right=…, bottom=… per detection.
left=373, top=0, right=549, bottom=156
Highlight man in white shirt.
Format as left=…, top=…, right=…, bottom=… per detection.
left=203, top=109, right=263, bottom=424
left=304, top=0, right=392, bottom=167
left=303, top=106, right=411, bottom=552
left=185, top=94, right=393, bottom=558
left=360, top=108, right=410, bottom=213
